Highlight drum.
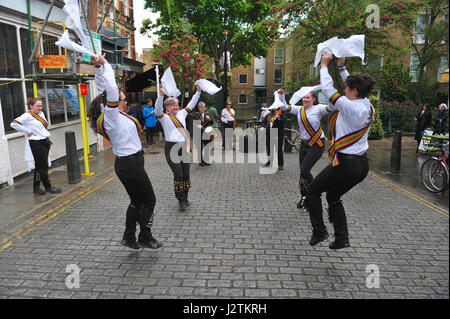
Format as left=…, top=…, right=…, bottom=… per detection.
left=204, top=126, right=213, bottom=134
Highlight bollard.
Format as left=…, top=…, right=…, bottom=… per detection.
left=390, top=130, right=402, bottom=173
left=65, top=131, right=81, bottom=184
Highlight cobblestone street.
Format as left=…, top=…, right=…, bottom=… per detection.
left=0, top=143, right=448, bottom=299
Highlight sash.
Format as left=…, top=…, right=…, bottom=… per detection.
left=300, top=106, right=323, bottom=147
left=328, top=104, right=375, bottom=167
left=120, top=112, right=144, bottom=136
left=226, top=108, right=236, bottom=128
left=95, top=111, right=143, bottom=141
left=96, top=112, right=109, bottom=140
left=28, top=111, right=48, bottom=129
left=168, top=114, right=191, bottom=152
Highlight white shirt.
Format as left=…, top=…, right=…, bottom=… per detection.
left=284, top=104, right=328, bottom=140
left=11, top=111, right=51, bottom=140
left=96, top=63, right=143, bottom=157
left=320, top=67, right=374, bottom=155
left=221, top=107, right=235, bottom=123
left=155, top=91, right=201, bottom=143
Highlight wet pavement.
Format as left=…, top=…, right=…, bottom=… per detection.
left=366, top=135, right=449, bottom=209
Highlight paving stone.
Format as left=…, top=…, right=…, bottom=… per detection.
left=0, top=147, right=447, bottom=299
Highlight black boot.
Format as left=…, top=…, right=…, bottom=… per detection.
left=33, top=186, right=46, bottom=195
left=306, top=194, right=329, bottom=246
left=120, top=204, right=140, bottom=249
left=309, top=232, right=329, bottom=246
left=176, top=192, right=187, bottom=209
left=138, top=227, right=163, bottom=249
left=183, top=191, right=191, bottom=207
left=297, top=196, right=306, bottom=209
left=328, top=200, right=350, bottom=249
left=45, top=186, right=62, bottom=194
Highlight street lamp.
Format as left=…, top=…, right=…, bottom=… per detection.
left=223, top=30, right=228, bottom=107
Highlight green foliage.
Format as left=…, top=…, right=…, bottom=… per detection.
left=378, top=100, right=419, bottom=133
left=368, top=95, right=386, bottom=139
left=371, top=62, right=412, bottom=102
left=142, top=0, right=282, bottom=80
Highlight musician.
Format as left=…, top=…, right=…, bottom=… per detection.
left=278, top=88, right=329, bottom=209
left=155, top=86, right=202, bottom=210
left=261, top=106, right=286, bottom=170
left=10, top=98, right=61, bottom=195
left=193, top=101, right=214, bottom=166
left=305, top=54, right=375, bottom=250
left=221, top=100, right=236, bottom=150
left=87, top=54, right=162, bottom=250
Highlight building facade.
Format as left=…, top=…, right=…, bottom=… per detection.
left=0, top=0, right=142, bottom=187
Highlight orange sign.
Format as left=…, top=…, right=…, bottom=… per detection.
left=38, top=55, right=68, bottom=69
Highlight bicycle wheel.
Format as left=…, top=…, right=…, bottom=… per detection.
left=291, top=132, right=301, bottom=152
left=421, top=158, right=448, bottom=193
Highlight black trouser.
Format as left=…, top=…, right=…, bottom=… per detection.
left=306, top=152, right=369, bottom=241
left=165, top=141, right=191, bottom=201
left=222, top=122, right=234, bottom=149
left=29, top=139, right=51, bottom=189
left=265, top=128, right=284, bottom=167
left=146, top=126, right=156, bottom=145
left=114, top=150, right=156, bottom=239
left=200, top=133, right=212, bottom=164
left=299, top=140, right=325, bottom=196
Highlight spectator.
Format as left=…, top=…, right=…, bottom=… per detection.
left=433, top=103, right=448, bottom=135
left=142, top=99, right=157, bottom=145
left=415, top=104, right=432, bottom=152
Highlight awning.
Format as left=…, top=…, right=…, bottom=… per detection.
left=110, top=64, right=131, bottom=71
left=126, top=65, right=164, bottom=92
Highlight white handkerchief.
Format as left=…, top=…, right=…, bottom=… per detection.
left=55, top=30, right=96, bottom=57
left=289, top=84, right=322, bottom=106
left=161, top=67, right=181, bottom=97
left=63, top=0, right=90, bottom=49
left=194, top=79, right=222, bottom=95
left=268, top=91, right=285, bottom=110
left=314, top=34, right=365, bottom=66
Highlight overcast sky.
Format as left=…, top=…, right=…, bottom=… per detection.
left=133, top=0, right=159, bottom=55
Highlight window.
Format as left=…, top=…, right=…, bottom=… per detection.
left=20, top=28, right=34, bottom=76
left=125, top=0, right=129, bottom=16
left=437, top=55, right=448, bottom=82
left=414, top=13, right=430, bottom=44
left=1, top=81, right=26, bottom=134
left=238, top=93, right=248, bottom=104
left=255, top=69, right=265, bottom=74
left=274, top=69, right=283, bottom=84
left=367, top=55, right=383, bottom=69
left=239, top=74, right=248, bottom=84
left=274, top=48, right=284, bottom=65
left=410, top=53, right=423, bottom=82
left=286, top=46, right=292, bottom=64
left=0, top=22, right=21, bottom=78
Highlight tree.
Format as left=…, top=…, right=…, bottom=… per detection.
left=141, top=0, right=282, bottom=83
left=152, top=34, right=213, bottom=106
left=406, top=0, right=449, bottom=104
left=276, top=0, right=423, bottom=90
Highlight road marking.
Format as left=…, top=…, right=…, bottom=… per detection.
left=368, top=171, right=448, bottom=218
left=0, top=174, right=115, bottom=253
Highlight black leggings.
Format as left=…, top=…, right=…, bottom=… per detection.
left=298, top=141, right=325, bottom=196
left=306, top=153, right=369, bottom=240
left=265, top=129, right=284, bottom=167
left=165, top=141, right=191, bottom=198
left=29, top=139, right=51, bottom=189
left=114, top=151, right=156, bottom=212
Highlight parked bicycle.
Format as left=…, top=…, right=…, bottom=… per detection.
left=420, top=135, right=449, bottom=193
left=284, top=128, right=301, bottom=152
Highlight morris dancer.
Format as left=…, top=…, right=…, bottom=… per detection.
left=87, top=54, right=162, bottom=250
left=11, top=98, right=61, bottom=195
left=278, top=88, right=329, bottom=208
left=306, top=54, right=375, bottom=250
left=155, top=85, right=202, bottom=210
